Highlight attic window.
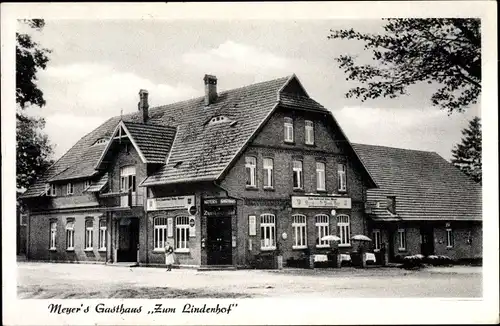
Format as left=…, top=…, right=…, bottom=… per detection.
left=387, top=196, right=396, bottom=214
left=173, top=161, right=183, bottom=168
left=93, top=138, right=108, bottom=146
left=209, top=116, right=229, bottom=125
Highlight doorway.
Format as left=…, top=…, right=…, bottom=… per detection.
left=206, top=216, right=232, bottom=265
left=117, top=218, right=139, bottom=262
left=420, top=225, right=435, bottom=256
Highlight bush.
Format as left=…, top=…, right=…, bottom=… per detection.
left=401, top=255, right=425, bottom=270
left=423, top=255, right=455, bottom=266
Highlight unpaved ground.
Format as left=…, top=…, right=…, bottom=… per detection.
left=17, top=262, right=482, bottom=299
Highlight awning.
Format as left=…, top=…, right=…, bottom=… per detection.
left=85, top=173, right=108, bottom=193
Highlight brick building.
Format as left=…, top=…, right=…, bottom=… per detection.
left=20, top=74, right=378, bottom=268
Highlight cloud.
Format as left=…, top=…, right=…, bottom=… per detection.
left=182, top=40, right=293, bottom=77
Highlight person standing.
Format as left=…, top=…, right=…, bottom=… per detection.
left=165, top=242, right=175, bottom=271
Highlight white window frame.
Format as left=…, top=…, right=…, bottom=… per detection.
left=293, top=160, right=303, bottom=189
left=284, top=117, right=294, bottom=143
left=66, top=220, right=75, bottom=251
left=84, top=180, right=91, bottom=190
left=398, top=228, right=407, bottom=251
left=260, top=214, right=276, bottom=250
left=263, top=158, right=274, bottom=188
left=49, top=221, right=57, bottom=250
left=372, top=229, right=381, bottom=252
left=153, top=217, right=168, bottom=251
left=98, top=219, right=107, bottom=251
left=20, top=213, right=28, bottom=226
left=245, top=156, right=257, bottom=188
left=305, top=120, right=314, bottom=145
left=337, top=214, right=350, bottom=247
left=292, top=214, right=307, bottom=249
left=338, top=164, right=347, bottom=192
left=175, top=216, right=190, bottom=253
left=46, top=183, right=56, bottom=196
left=446, top=228, right=454, bottom=248
left=316, top=162, right=326, bottom=191
left=66, top=182, right=74, bottom=195
left=84, top=218, right=94, bottom=250
left=120, top=166, right=136, bottom=192
left=315, top=214, right=330, bottom=248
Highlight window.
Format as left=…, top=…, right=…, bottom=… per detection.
left=446, top=228, right=454, bottom=248
left=154, top=217, right=168, bottom=250
left=98, top=219, right=107, bottom=251
left=66, top=220, right=75, bottom=250
left=209, top=116, right=229, bottom=124
left=84, top=180, right=91, bottom=190
left=93, top=138, right=108, bottom=146
left=337, top=215, right=350, bottom=246
left=176, top=216, right=190, bottom=252
left=338, top=164, right=347, bottom=192
left=387, top=196, right=396, bottom=214
left=66, top=183, right=74, bottom=195
left=292, top=160, right=303, bottom=189
left=263, top=158, right=274, bottom=188
left=292, top=214, right=307, bottom=249
left=372, top=229, right=381, bottom=251
left=316, top=162, right=326, bottom=191
left=315, top=214, right=330, bottom=248
left=46, top=183, right=56, bottom=196
left=245, top=156, right=257, bottom=187
left=260, top=214, right=276, bottom=250
left=305, top=120, right=314, bottom=145
left=84, top=219, right=93, bottom=250
left=120, top=166, right=136, bottom=192
left=398, top=229, right=406, bottom=251
left=49, top=221, right=57, bottom=250
left=284, top=117, right=294, bottom=143
left=20, top=213, right=28, bottom=226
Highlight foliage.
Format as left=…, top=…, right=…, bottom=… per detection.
left=451, top=117, right=482, bottom=184
left=401, top=255, right=425, bottom=270
left=328, top=18, right=481, bottom=113
left=16, top=19, right=53, bottom=189
left=423, top=255, right=455, bottom=266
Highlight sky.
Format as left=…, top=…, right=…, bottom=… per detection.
left=23, top=19, right=480, bottom=161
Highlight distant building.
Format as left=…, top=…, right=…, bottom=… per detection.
left=20, top=74, right=482, bottom=268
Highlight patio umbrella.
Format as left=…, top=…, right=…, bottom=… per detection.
left=321, top=235, right=341, bottom=241
left=352, top=234, right=372, bottom=242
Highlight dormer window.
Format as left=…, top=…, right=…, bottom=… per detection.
left=174, top=161, right=183, bottom=169
left=387, top=196, right=396, bottom=214
left=45, top=183, right=56, bottom=197
left=209, top=116, right=229, bottom=125
left=93, top=138, right=108, bottom=146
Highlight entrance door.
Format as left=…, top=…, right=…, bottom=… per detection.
left=117, top=218, right=139, bottom=262
left=206, top=216, right=232, bottom=265
left=420, top=226, right=435, bottom=256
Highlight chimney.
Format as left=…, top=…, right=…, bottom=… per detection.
left=138, top=89, right=149, bottom=123
left=203, top=74, right=217, bottom=106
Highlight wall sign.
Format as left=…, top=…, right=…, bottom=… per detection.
left=147, top=195, right=195, bottom=211
left=189, top=216, right=196, bottom=237
left=291, top=196, right=351, bottom=209
left=188, top=206, right=197, bottom=216
left=167, top=217, right=173, bottom=237
left=203, top=198, right=236, bottom=206
left=248, top=215, right=256, bottom=236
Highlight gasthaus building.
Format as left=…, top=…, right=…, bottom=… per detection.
left=20, top=74, right=381, bottom=268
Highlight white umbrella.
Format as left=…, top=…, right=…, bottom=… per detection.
left=321, top=235, right=341, bottom=241
left=352, top=234, right=372, bottom=242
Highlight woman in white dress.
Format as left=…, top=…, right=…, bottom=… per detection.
left=165, top=242, right=175, bottom=271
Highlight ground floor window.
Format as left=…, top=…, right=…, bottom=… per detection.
left=446, top=228, right=454, bottom=248
left=176, top=216, right=190, bottom=252
left=49, top=221, right=57, bottom=250
left=292, top=214, right=307, bottom=249
left=260, top=214, right=276, bottom=250
left=66, top=220, right=75, bottom=250
left=372, top=229, right=381, bottom=251
left=337, top=215, right=350, bottom=246
left=398, top=228, right=406, bottom=251
left=85, top=218, right=94, bottom=250
left=98, top=219, right=107, bottom=250
left=315, top=214, right=330, bottom=248
left=154, top=217, right=168, bottom=250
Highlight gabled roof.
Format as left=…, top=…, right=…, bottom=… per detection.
left=352, top=143, right=482, bottom=221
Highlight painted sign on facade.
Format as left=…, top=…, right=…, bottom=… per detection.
left=147, top=195, right=195, bottom=211
left=291, top=196, right=351, bottom=209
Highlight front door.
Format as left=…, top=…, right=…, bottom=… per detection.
left=206, top=216, right=232, bottom=265
left=117, top=218, right=139, bottom=262
left=420, top=225, right=435, bottom=256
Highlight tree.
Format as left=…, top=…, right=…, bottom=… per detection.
left=16, top=19, right=53, bottom=190
left=328, top=19, right=481, bottom=114
left=451, top=117, right=481, bottom=184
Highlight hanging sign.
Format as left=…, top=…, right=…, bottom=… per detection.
left=147, top=195, right=195, bottom=211
left=189, top=216, right=196, bottom=237
left=291, top=196, right=351, bottom=209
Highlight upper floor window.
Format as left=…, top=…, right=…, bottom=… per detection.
left=84, top=180, right=91, bottom=190
left=245, top=156, right=257, bottom=188
left=315, top=214, right=330, bottom=248
left=284, top=117, right=294, bottom=143
left=387, top=196, right=396, bottom=214
left=338, top=164, right=347, bottom=192
left=305, top=120, right=314, bottom=145
left=316, top=162, right=326, bottom=191
left=260, top=214, right=276, bottom=250
left=292, top=160, right=303, bottom=189
left=46, top=183, right=56, bottom=196
left=176, top=216, right=190, bottom=252
left=120, top=166, right=136, bottom=193
left=292, top=214, right=307, bottom=249
left=337, top=214, right=350, bottom=246
left=263, top=158, right=274, bottom=188
left=66, top=183, right=74, bottom=196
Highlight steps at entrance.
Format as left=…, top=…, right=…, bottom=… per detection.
left=197, top=265, right=237, bottom=271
